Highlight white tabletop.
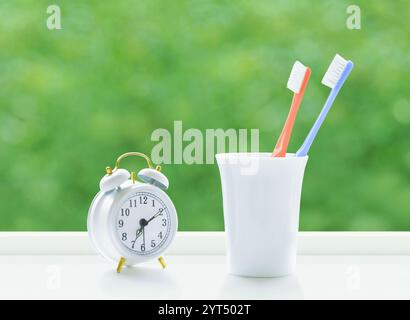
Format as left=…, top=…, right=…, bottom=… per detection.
left=1, top=254, right=410, bottom=300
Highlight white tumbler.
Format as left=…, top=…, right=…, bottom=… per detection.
left=216, top=153, right=308, bottom=277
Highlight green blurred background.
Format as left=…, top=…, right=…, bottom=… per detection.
left=1, top=1, right=410, bottom=231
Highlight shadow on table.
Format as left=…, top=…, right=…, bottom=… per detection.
left=218, top=274, right=304, bottom=299
left=99, top=266, right=181, bottom=299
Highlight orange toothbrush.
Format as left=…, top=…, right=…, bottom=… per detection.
left=272, top=61, right=311, bottom=157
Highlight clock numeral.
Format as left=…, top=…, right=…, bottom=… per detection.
left=139, top=196, right=148, bottom=204
left=121, top=233, right=127, bottom=241
left=118, top=220, right=124, bottom=228
left=121, top=208, right=130, bottom=216
left=158, top=232, right=163, bottom=239
left=141, top=244, right=145, bottom=252
left=152, top=199, right=155, bottom=207
left=131, top=240, right=136, bottom=249
left=129, top=199, right=137, bottom=207
left=162, top=218, right=167, bottom=227
left=151, top=240, right=156, bottom=248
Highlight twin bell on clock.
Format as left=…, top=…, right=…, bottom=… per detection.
left=87, top=152, right=178, bottom=273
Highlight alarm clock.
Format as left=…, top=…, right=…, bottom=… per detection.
left=87, top=152, right=178, bottom=273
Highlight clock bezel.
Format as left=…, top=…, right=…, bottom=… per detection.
left=114, top=190, right=172, bottom=255
left=108, top=183, right=178, bottom=264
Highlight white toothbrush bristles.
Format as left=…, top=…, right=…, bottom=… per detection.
left=321, top=54, right=349, bottom=89
left=287, top=61, right=308, bottom=94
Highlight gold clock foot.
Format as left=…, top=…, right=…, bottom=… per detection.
left=116, top=257, right=126, bottom=273
left=158, top=256, right=166, bottom=269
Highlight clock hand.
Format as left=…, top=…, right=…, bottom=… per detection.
left=132, top=216, right=149, bottom=248
left=142, top=228, right=146, bottom=248
left=146, top=208, right=164, bottom=224
left=133, top=226, right=143, bottom=243
left=131, top=208, right=163, bottom=248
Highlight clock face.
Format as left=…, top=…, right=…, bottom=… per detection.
left=115, top=191, right=171, bottom=255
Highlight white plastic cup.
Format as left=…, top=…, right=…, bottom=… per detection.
left=216, top=153, right=308, bottom=277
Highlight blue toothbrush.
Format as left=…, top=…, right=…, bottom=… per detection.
left=296, top=54, right=354, bottom=157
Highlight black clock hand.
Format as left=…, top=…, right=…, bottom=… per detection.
left=133, top=226, right=143, bottom=244
left=131, top=209, right=163, bottom=248
left=146, top=208, right=164, bottom=224
left=132, top=216, right=150, bottom=248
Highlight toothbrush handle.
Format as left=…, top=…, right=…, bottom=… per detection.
left=296, top=62, right=353, bottom=157
left=272, top=92, right=303, bottom=157
left=272, top=68, right=311, bottom=157
left=295, top=89, right=339, bottom=157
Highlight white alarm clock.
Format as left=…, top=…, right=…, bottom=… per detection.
left=87, top=152, right=178, bottom=273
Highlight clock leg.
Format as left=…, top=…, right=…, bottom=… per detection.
left=116, top=257, right=126, bottom=273
left=158, top=256, right=166, bottom=269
